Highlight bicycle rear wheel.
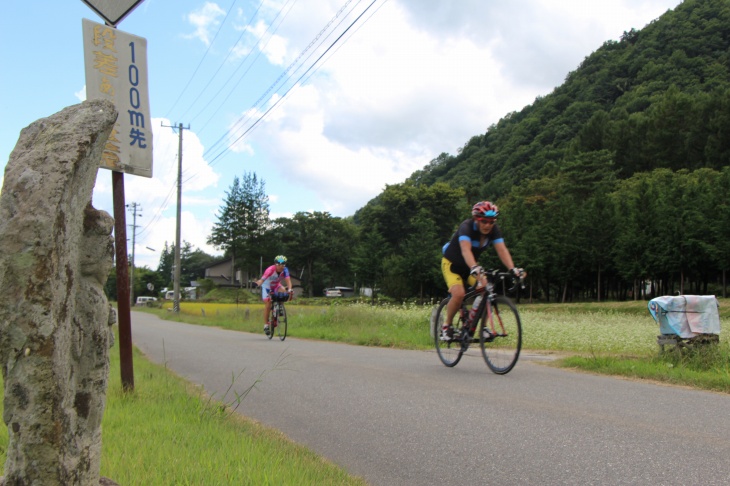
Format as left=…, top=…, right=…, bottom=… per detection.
left=433, top=296, right=466, bottom=367
left=480, top=295, right=522, bottom=374
left=276, top=303, right=288, bottom=341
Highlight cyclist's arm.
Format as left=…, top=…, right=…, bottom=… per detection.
left=460, top=239, right=487, bottom=285
left=284, top=276, right=292, bottom=292
left=256, top=266, right=275, bottom=286
left=459, top=239, right=479, bottom=269
left=494, top=241, right=515, bottom=271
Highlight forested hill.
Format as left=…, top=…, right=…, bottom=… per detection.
left=406, top=0, right=730, bottom=200
left=349, top=0, right=730, bottom=303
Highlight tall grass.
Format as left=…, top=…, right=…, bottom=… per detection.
left=146, top=298, right=730, bottom=393
left=148, top=300, right=681, bottom=355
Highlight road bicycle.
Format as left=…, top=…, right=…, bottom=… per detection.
left=433, top=270, right=524, bottom=374
left=268, top=291, right=291, bottom=341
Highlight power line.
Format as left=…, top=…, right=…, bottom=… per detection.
left=178, top=0, right=271, bottom=124
left=202, top=0, right=367, bottom=162
left=191, top=0, right=299, bottom=132
left=147, top=0, right=383, bottom=211
left=165, top=0, right=239, bottom=119
left=206, top=0, right=380, bottom=166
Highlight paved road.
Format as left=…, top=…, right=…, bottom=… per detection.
left=130, top=311, right=730, bottom=485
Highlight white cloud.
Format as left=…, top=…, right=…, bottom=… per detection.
left=185, top=2, right=226, bottom=46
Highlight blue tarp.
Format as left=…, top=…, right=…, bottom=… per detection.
left=648, top=295, right=721, bottom=338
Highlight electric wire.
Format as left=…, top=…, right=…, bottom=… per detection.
left=140, top=0, right=383, bottom=248
left=177, top=0, right=381, bottom=188
left=201, top=0, right=363, bottom=161
left=205, top=0, right=379, bottom=167
left=164, top=0, right=239, bottom=119
left=192, top=0, right=299, bottom=134
left=178, top=0, right=271, bottom=123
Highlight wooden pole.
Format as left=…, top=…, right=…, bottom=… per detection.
left=113, top=171, right=134, bottom=391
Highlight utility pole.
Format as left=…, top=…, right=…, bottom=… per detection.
left=162, top=122, right=189, bottom=313
left=126, top=202, right=142, bottom=307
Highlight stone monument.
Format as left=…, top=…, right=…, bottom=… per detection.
left=0, top=100, right=119, bottom=485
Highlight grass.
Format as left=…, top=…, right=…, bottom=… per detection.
left=560, top=338, right=730, bottom=393
left=0, top=333, right=367, bottom=485
left=144, top=299, right=669, bottom=354
left=2, top=297, right=728, bottom=481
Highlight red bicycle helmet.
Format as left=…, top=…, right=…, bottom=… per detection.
left=472, top=201, right=499, bottom=218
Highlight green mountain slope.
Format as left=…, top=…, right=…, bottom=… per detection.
left=407, top=0, right=730, bottom=198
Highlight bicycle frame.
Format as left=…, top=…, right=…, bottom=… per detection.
left=462, top=270, right=519, bottom=343
left=268, top=291, right=291, bottom=341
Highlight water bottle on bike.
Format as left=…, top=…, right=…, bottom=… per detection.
left=467, top=294, right=482, bottom=331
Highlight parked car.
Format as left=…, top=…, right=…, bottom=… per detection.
left=325, top=289, right=342, bottom=297
left=135, top=296, right=157, bottom=306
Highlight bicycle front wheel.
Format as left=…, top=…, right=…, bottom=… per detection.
left=480, top=295, right=522, bottom=374
left=433, top=296, right=465, bottom=367
left=276, top=304, right=288, bottom=341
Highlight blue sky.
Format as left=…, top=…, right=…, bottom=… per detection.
left=1, top=0, right=681, bottom=269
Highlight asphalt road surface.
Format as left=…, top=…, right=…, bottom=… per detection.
left=130, top=311, right=730, bottom=485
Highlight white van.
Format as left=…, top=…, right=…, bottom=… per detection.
left=135, top=296, right=157, bottom=306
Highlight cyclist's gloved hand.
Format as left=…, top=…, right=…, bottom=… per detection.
left=470, top=265, right=484, bottom=277
left=511, top=267, right=525, bottom=278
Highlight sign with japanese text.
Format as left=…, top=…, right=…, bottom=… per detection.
left=82, top=18, right=153, bottom=177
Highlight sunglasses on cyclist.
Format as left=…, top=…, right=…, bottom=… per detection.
left=476, top=217, right=497, bottom=224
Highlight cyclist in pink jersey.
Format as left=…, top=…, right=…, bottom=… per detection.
left=254, top=255, right=293, bottom=335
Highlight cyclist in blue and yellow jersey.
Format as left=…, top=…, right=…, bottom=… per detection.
left=255, top=255, right=293, bottom=335
left=440, top=201, right=525, bottom=340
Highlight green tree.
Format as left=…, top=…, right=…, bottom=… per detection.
left=353, top=181, right=466, bottom=298
left=273, top=212, right=355, bottom=297
left=208, top=172, right=269, bottom=283
left=156, top=241, right=174, bottom=286
left=133, top=266, right=165, bottom=298
left=351, top=224, right=388, bottom=292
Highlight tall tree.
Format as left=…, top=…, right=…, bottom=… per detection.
left=208, top=172, right=269, bottom=283
left=156, top=241, right=174, bottom=286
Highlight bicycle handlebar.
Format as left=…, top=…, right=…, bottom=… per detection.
left=471, top=269, right=525, bottom=294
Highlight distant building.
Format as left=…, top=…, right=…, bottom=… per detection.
left=203, top=258, right=238, bottom=287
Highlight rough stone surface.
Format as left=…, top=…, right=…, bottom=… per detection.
left=0, top=100, right=118, bottom=485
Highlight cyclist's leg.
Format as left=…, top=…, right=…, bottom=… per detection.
left=441, top=258, right=466, bottom=327
left=262, top=286, right=273, bottom=333
left=446, top=284, right=465, bottom=323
